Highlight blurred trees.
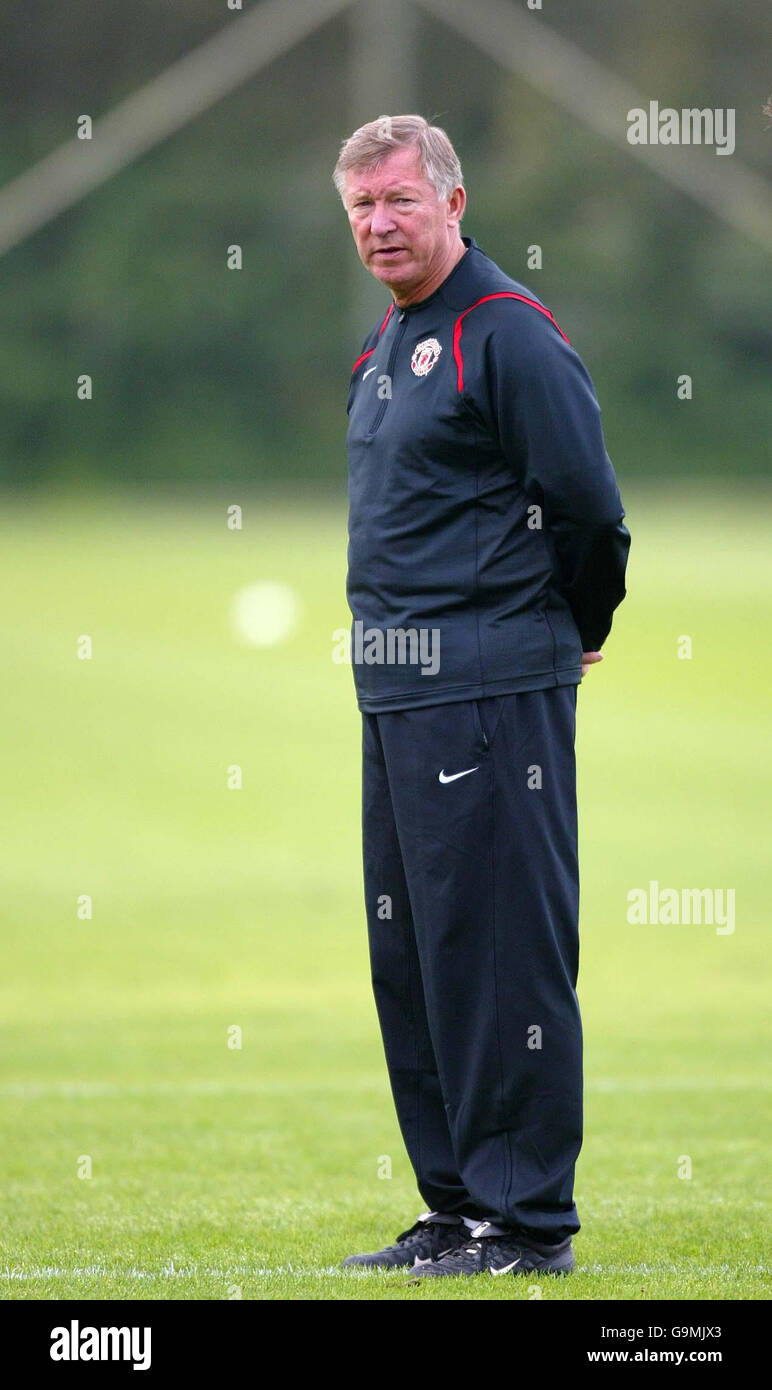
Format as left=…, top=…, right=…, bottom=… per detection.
left=0, top=0, right=769, bottom=488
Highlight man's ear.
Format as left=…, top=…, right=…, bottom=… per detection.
left=448, top=184, right=466, bottom=226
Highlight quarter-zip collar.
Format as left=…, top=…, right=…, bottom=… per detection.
left=390, top=235, right=479, bottom=316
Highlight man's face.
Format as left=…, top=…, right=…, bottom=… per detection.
left=344, top=145, right=464, bottom=300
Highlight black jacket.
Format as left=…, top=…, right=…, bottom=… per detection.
left=346, top=234, right=630, bottom=712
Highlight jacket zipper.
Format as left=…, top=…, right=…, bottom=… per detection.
left=366, top=310, right=407, bottom=436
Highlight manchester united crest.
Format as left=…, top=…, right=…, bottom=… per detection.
left=410, top=337, right=442, bottom=377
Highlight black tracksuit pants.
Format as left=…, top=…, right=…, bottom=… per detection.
left=361, top=684, right=582, bottom=1245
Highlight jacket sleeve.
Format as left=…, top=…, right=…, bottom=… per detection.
left=463, top=305, right=630, bottom=650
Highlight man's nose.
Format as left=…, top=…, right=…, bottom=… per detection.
left=369, top=202, right=398, bottom=236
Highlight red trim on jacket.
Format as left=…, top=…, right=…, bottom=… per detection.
left=351, top=303, right=395, bottom=374
left=452, top=293, right=570, bottom=392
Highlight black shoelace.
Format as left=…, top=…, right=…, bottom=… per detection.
left=395, top=1220, right=459, bottom=1259
left=432, top=1236, right=505, bottom=1269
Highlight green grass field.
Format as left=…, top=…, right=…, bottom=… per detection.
left=1, top=486, right=769, bottom=1301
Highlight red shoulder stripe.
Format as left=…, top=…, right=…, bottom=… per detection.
left=351, top=346, right=375, bottom=375
left=351, top=303, right=395, bottom=375
left=452, top=292, right=569, bottom=392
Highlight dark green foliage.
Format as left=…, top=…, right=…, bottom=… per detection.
left=0, top=0, right=768, bottom=486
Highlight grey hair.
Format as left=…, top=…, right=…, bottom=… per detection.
left=332, top=114, right=464, bottom=205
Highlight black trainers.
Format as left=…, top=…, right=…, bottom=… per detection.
left=406, top=1221, right=575, bottom=1278
left=342, top=1212, right=470, bottom=1269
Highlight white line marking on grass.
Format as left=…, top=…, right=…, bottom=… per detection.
left=0, top=1077, right=767, bottom=1099
left=587, top=1077, right=770, bottom=1093
left=1, top=1265, right=383, bottom=1281
left=0, top=1079, right=386, bottom=1098
left=3, top=1262, right=767, bottom=1281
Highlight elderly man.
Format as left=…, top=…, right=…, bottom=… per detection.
left=332, top=115, right=629, bottom=1279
